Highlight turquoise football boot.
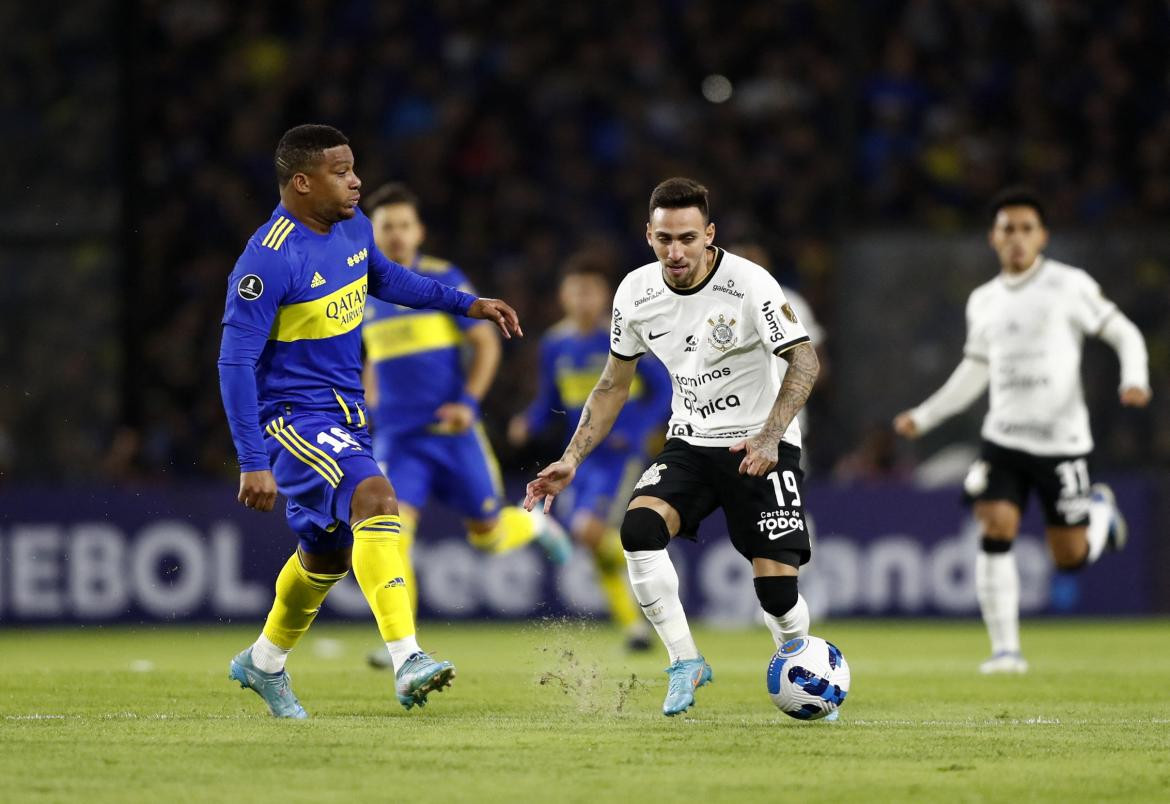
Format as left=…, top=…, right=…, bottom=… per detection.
left=228, top=648, right=308, bottom=719
left=395, top=651, right=456, bottom=710
left=531, top=509, right=573, bottom=566
left=662, top=656, right=713, bottom=716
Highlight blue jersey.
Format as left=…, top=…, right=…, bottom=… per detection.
left=218, top=204, right=476, bottom=471
left=362, top=255, right=480, bottom=436
left=526, top=322, right=672, bottom=454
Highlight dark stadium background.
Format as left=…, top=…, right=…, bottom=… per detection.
left=2, top=0, right=1168, bottom=620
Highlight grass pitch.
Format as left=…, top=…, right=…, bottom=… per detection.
left=2, top=618, right=1168, bottom=803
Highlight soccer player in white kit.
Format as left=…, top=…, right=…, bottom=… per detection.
left=894, top=188, right=1151, bottom=674
left=524, top=178, right=821, bottom=716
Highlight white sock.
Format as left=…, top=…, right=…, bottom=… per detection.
left=385, top=635, right=421, bottom=673
left=763, top=594, right=810, bottom=649
left=251, top=633, right=290, bottom=674
left=975, top=550, right=1020, bottom=656
left=1085, top=495, right=1112, bottom=564
left=625, top=549, right=699, bottom=663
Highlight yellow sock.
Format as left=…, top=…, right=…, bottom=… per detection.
left=351, top=514, right=415, bottom=642
left=261, top=553, right=348, bottom=650
left=594, top=528, right=639, bottom=629
left=398, top=511, right=419, bottom=615
left=467, top=506, right=538, bottom=554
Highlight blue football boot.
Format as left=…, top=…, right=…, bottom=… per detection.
left=1090, top=483, right=1128, bottom=551
left=395, top=651, right=456, bottom=710
left=229, top=648, right=308, bottom=719
left=662, top=656, right=713, bottom=716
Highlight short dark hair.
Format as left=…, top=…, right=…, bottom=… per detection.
left=363, top=182, right=421, bottom=215
left=561, top=251, right=613, bottom=286
left=274, top=124, right=349, bottom=186
left=649, top=177, right=710, bottom=222
left=988, top=186, right=1047, bottom=227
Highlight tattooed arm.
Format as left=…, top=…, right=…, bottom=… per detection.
left=524, top=355, right=639, bottom=512
left=730, top=341, right=820, bottom=476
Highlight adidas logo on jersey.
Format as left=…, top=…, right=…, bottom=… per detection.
left=311, top=272, right=326, bottom=288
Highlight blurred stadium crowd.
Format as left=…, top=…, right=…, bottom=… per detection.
left=2, top=0, right=1168, bottom=483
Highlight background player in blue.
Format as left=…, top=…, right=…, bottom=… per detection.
left=361, top=184, right=570, bottom=668
left=217, top=124, right=523, bottom=718
left=508, top=253, right=672, bottom=650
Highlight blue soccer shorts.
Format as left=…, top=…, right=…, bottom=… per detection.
left=557, top=446, right=645, bottom=527
left=374, top=423, right=504, bottom=521
left=263, top=411, right=383, bottom=554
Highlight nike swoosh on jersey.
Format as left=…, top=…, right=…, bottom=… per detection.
left=768, top=529, right=796, bottom=541
left=648, top=331, right=670, bottom=340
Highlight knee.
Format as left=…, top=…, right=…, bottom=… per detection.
left=350, top=477, right=398, bottom=523
left=300, top=547, right=352, bottom=575
left=753, top=575, right=799, bottom=618
left=619, top=507, right=670, bottom=552
left=1051, top=542, right=1088, bottom=572
left=977, top=504, right=1019, bottom=541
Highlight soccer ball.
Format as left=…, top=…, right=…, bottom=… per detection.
left=766, top=635, right=850, bottom=720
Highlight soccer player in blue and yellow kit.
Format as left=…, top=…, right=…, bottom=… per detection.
left=360, top=184, right=570, bottom=668
left=217, top=125, right=522, bottom=718
left=508, top=254, right=672, bottom=649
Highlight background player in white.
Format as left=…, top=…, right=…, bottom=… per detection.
left=524, top=178, right=821, bottom=716
left=894, top=187, right=1150, bottom=674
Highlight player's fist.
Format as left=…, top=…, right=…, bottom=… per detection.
left=524, top=461, right=577, bottom=514
left=238, top=470, right=277, bottom=512
left=507, top=414, right=529, bottom=447
left=468, top=298, right=523, bottom=339
left=435, top=402, right=475, bottom=433
left=893, top=411, right=920, bottom=439
left=1120, top=386, right=1151, bottom=407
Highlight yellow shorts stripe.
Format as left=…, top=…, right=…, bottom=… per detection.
left=356, top=404, right=366, bottom=428
left=271, top=430, right=340, bottom=488
left=285, top=425, right=344, bottom=480
left=261, top=216, right=287, bottom=247
left=332, top=389, right=353, bottom=424
left=472, top=422, right=505, bottom=498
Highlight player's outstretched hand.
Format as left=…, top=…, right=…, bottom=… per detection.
left=730, top=435, right=778, bottom=477
left=1120, top=386, right=1151, bottom=407
left=238, top=470, right=277, bottom=512
left=892, top=411, right=920, bottom=439
left=523, top=461, right=577, bottom=514
left=468, top=298, right=523, bottom=339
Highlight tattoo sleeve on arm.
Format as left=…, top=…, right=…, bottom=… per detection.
left=563, top=356, right=634, bottom=466
left=758, top=342, right=819, bottom=444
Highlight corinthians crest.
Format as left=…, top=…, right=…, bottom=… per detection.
left=634, top=463, right=668, bottom=489
left=707, top=314, right=738, bottom=352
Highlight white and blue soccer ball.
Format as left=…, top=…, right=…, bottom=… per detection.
left=766, top=635, right=850, bottom=720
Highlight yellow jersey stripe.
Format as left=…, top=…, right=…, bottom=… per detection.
left=262, top=218, right=292, bottom=249
left=269, top=275, right=367, bottom=342
left=333, top=389, right=353, bottom=425
left=285, top=425, right=343, bottom=480
left=271, top=219, right=296, bottom=250
left=261, top=216, right=287, bottom=247
left=362, top=312, right=463, bottom=362
left=272, top=430, right=339, bottom=488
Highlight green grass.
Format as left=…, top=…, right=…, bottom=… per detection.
left=2, top=619, right=1169, bottom=803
